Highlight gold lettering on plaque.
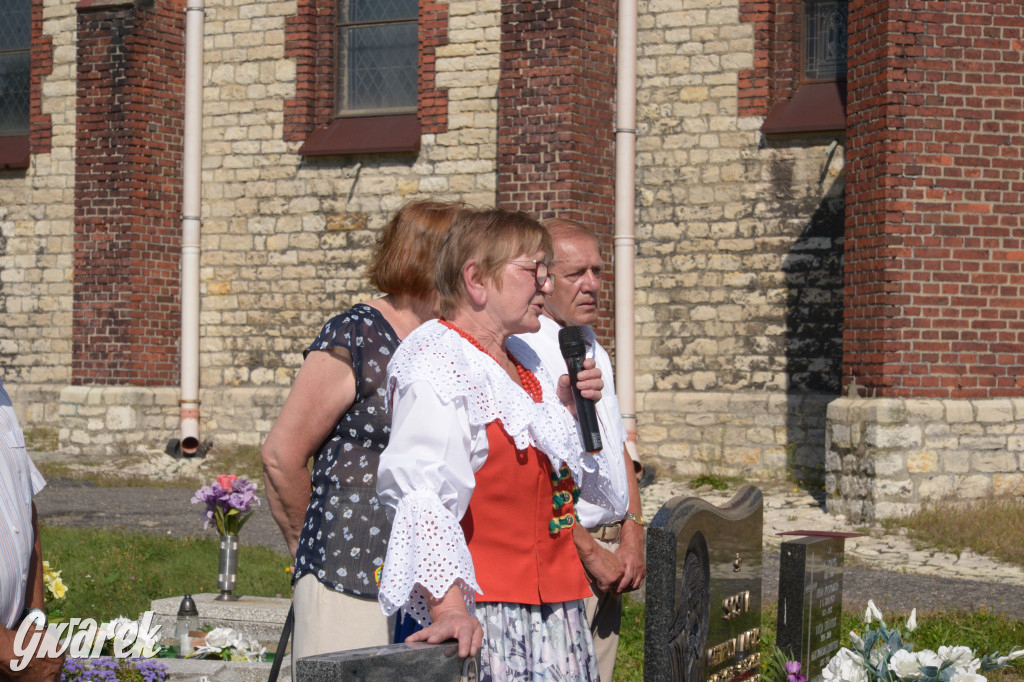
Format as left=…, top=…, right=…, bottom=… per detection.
left=721, top=590, right=751, bottom=620
left=705, top=627, right=761, bottom=669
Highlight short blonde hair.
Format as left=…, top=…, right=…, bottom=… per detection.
left=436, top=208, right=552, bottom=318
left=366, top=200, right=465, bottom=297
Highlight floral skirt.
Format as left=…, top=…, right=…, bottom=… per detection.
left=475, top=599, right=598, bottom=682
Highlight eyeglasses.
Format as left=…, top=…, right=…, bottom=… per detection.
left=508, top=260, right=554, bottom=288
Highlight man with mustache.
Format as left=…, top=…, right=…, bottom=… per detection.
left=517, top=218, right=646, bottom=682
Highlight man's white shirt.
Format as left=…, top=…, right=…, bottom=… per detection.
left=516, top=315, right=630, bottom=528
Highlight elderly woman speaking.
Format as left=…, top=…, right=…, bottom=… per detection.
left=376, top=208, right=627, bottom=680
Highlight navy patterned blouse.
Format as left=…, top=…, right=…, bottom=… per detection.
left=293, top=304, right=400, bottom=597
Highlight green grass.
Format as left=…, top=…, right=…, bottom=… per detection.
left=24, top=426, right=59, bottom=451
left=40, top=525, right=293, bottom=623
left=689, top=474, right=743, bottom=491
left=614, top=598, right=1024, bottom=681
left=615, top=594, right=645, bottom=682
left=883, top=494, right=1024, bottom=568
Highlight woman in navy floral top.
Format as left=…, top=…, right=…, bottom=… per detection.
left=262, top=200, right=464, bottom=661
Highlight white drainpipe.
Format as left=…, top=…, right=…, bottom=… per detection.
left=614, top=0, right=639, bottom=456
left=179, top=0, right=205, bottom=455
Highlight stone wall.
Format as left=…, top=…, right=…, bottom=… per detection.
left=0, top=0, right=76, bottom=388
left=1, top=0, right=503, bottom=453
left=633, top=0, right=845, bottom=479
left=827, top=396, right=1024, bottom=523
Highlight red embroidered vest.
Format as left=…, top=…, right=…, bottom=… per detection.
left=460, top=421, right=592, bottom=605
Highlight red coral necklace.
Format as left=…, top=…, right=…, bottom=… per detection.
left=439, top=319, right=543, bottom=403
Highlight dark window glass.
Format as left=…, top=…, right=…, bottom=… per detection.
left=804, top=0, right=848, bottom=82
left=0, top=0, right=31, bottom=136
left=336, top=0, right=418, bottom=115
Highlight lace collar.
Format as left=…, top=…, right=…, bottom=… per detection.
left=387, top=320, right=589, bottom=478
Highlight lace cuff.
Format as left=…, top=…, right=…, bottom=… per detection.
left=377, top=489, right=479, bottom=626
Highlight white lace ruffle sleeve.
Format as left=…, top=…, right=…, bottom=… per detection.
left=375, top=320, right=623, bottom=623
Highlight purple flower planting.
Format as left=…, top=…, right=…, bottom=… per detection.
left=191, top=474, right=259, bottom=536
left=785, top=660, right=807, bottom=682
left=61, top=657, right=168, bottom=682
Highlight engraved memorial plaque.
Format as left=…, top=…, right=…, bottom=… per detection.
left=645, top=486, right=763, bottom=682
left=776, top=535, right=847, bottom=681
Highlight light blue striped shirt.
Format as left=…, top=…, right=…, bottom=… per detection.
left=0, top=379, right=45, bottom=629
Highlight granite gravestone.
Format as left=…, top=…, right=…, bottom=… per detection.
left=645, top=485, right=763, bottom=682
left=295, top=641, right=480, bottom=681
left=775, top=534, right=848, bottom=680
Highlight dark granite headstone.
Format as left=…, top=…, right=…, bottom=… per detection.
left=296, top=641, right=480, bottom=681
left=776, top=535, right=846, bottom=680
left=645, top=485, right=763, bottom=682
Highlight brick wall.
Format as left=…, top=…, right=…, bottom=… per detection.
left=283, top=0, right=449, bottom=141
left=496, top=0, right=617, bottom=343
left=74, top=0, right=184, bottom=385
left=844, top=0, right=1024, bottom=399
left=737, top=0, right=802, bottom=118
left=30, top=0, right=53, bottom=154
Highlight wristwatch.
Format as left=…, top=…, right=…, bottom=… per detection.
left=624, top=512, right=646, bottom=527
left=22, top=607, right=47, bottom=629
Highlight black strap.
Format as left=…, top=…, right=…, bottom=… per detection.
left=267, top=603, right=294, bottom=682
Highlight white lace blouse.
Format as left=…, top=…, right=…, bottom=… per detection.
left=375, top=320, right=628, bottom=625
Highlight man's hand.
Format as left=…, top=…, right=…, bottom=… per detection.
left=1, top=622, right=66, bottom=681
left=556, top=358, right=603, bottom=418
left=405, top=585, right=482, bottom=659
left=572, top=524, right=624, bottom=592
left=613, top=519, right=646, bottom=593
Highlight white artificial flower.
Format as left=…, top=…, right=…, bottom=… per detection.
left=939, top=645, right=978, bottom=670
left=917, top=649, right=943, bottom=670
left=203, top=626, right=236, bottom=649
left=822, top=648, right=868, bottom=682
left=99, top=616, right=133, bottom=638
left=994, top=648, right=1024, bottom=665
left=889, top=649, right=925, bottom=679
left=849, top=630, right=865, bottom=649
left=865, top=600, right=884, bottom=625
left=949, top=671, right=986, bottom=682
left=906, top=608, right=917, bottom=632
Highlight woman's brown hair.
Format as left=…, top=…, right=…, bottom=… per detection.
left=435, top=207, right=552, bottom=318
left=366, top=200, right=465, bottom=297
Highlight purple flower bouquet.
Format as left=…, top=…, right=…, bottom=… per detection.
left=191, top=474, right=259, bottom=537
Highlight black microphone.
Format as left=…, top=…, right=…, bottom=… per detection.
left=558, top=326, right=603, bottom=454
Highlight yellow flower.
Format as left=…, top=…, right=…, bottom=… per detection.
left=43, top=562, right=67, bottom=600
left=49, top=577, right=67, bottom=599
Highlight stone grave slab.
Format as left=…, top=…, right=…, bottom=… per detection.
left=644, top=485, right=763, bottom=681
left=296, top=641, right=479, bottom=681
left=775, top=533, right=852, bottom=681
left=150, top=593, right=290, bottom=646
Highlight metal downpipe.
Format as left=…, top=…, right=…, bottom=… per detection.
left=179, top=0, right=205, bottom=455
left=614, top=0, right=639, bottom=458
